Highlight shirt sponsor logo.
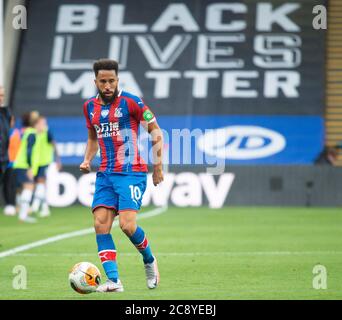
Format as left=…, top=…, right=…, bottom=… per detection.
left=93, top=122, right=120, bottom=138
left=197, top=126, right=286, bottom=160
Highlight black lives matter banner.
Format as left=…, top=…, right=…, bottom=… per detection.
left=12, top=0, right=326, bottom=116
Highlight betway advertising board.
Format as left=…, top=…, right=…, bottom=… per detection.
left=44, top=165, right=342, bottom=208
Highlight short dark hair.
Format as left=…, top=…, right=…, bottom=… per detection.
left=21, top=111, right=40, bottom=128
left=93, top=59, right=119, bottom=77
left=21, top=113, right=31, bottom=127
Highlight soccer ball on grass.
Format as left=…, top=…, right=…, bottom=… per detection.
left=69, top=262, right=101, bottom=294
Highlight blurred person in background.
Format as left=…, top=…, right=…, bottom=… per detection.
left=314, top=145, right=340, bottom=166
left=2, top=115, right=21, bottom=216
left=31, top=115, right=62, bottom=217
left=0, top=86, right=11, bottom=189
left=12, top=111, right=40, bottom=223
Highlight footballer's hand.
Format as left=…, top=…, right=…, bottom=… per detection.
left=80, top=161, right=91, bottom=174
left=56, top=160, right=63, bottom=171
left=152, top=166, right=164, bottom=186
left=27, top=169, right=34, bottom=181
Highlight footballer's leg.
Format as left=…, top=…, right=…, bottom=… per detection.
left=31, top=167, right=50, bottom=217
left=94, top=207, right=123, bottom=292
left=115, top=174, right=159, bottom=289
left=16, top=169, right=36, bottom=223
left=119, top=211, right=159, bottom=289
left=92, top=173, right=123, bottom=293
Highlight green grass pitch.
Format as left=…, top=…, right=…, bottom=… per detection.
left=0, top=205, right=341, bottom=300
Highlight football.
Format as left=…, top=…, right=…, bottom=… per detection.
left=69, top=262, right=102, bottom=294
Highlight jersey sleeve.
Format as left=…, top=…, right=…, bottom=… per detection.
left=83, top=102, right=92, bottom=129
left=129, top=98, right=156, bottom=124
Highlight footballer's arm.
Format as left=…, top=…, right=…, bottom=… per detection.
left=148, top=121, right=164, bottom=186
left=80, top=128, right=98, bottom=173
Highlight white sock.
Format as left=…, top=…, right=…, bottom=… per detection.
left=19, top=189, right=33, bottom=220
left=16, top=193, right=21, bottom=207
left=31, top=183, right=45, bottom=212
left=41, top=201, right=50, bottom=215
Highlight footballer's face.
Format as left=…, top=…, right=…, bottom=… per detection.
left=0, top=86, right=4, bottom=106
left=35, top=117, right=48, bottom=133
left=95, top=70, right=119, bottom=104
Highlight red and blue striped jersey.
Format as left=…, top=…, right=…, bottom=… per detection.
left=83, top=90, right=156, bottom=174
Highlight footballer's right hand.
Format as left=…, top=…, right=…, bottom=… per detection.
left=27, top=169, right=34, bottom=181
left=80, top=161, right=91, bottom=174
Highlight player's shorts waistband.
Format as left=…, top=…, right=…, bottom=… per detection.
left=96, top=170, right=147, bottom=176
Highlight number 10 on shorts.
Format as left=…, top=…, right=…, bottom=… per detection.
left=129, top=185, right=142, bottom=202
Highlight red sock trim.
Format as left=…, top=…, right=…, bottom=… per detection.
left=98, top=249, right=117, bottom=263
left=135, top=237, right=149, bottom=250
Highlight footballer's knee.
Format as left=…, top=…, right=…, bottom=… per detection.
left=94, top=220, right=111, bottom=234
left=119, top=218, right=136, bottom=237
left=36, top=177, right=46, bottom=184
left=93, top=208, right=113, bottom=234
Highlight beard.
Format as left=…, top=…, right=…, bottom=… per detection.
left=98, top=88, right=119, bottom=104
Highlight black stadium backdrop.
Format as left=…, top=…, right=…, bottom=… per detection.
left=13, top=0, right=325, bottom=116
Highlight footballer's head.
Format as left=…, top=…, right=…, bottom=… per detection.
left=93, top=59, right=119, bottom=104
left=21, top=111, right=40, bottom=128
left=35, top=116, right=48, bottom=133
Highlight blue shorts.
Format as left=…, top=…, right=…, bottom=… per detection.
left=35, top=165, right=49, bottom=180
left=14, top=169, right=34, bottom=187
left=92, top=172, right=147, bottom=215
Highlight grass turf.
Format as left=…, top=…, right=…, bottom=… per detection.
left=0, top=206, right=341, bottom=300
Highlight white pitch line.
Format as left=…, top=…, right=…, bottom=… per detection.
left=0, top=206, right=167, bottom=259
left=11, top=251, right=342, bottom=257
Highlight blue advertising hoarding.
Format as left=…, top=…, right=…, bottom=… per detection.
left=46, top=115, right=324, bottom=166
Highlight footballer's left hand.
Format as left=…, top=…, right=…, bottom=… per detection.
left=152, top=165, right=164, bottom=186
